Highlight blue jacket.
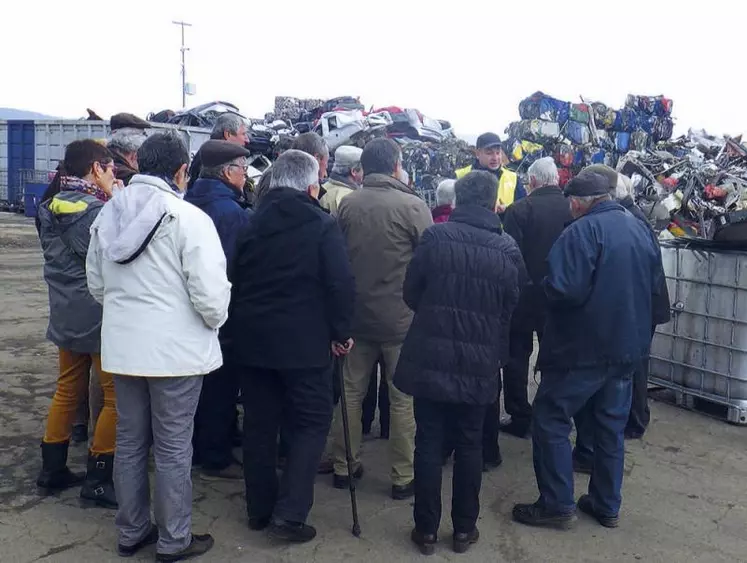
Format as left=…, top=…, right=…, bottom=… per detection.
left=537, top=200, right=664, bottom=371
left=184, top=178, right=253, bottom=268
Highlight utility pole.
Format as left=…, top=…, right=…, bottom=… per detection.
left=172, top=20, right=192, bottom=108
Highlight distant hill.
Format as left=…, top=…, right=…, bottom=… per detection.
left=0, top=108, right=60, bottom=120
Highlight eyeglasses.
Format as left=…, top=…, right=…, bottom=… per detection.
left=228, top=163, right=249, bottom=172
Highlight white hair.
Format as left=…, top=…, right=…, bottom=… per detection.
left=527, top=157, right=559, bottom=189
left=436, top=179, right=456, bottom=206
left=615, top=174, right=634, bottom=200
left=269, top=149, right=319, bottom=192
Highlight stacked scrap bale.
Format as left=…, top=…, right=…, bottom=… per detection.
left=504, top=91, right=675, bottom=186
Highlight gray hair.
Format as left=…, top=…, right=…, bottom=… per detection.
left=200, top=156, right=246, bottom=180
left=528, top=157, right=559, bottom=189
left=291, top=132, right=329, bottom=159
left=108, top=128, right=146, bottom=155
left=569, top=193, right=611, bottom=213
left=211, top=113, right=246, bottom=139
left=436, top=179, right=456, bottom=206
left=455, top=171, right=498, bottom=210
left=269, top=149, right=319, bottom=192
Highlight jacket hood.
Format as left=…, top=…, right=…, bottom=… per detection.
left=449, top=204, right=503, bottom=233
left=38, top=191, right=103, bottom=234
left=94, top=175, right=177, bottom=264
left=363, top=173, right=418, bottom=196
left=254, top=186, right=323, bottom=236
left=185, top=177, right=242, bottom=208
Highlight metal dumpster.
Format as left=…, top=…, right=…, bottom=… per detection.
left=650, top=238, right=747, bottom=424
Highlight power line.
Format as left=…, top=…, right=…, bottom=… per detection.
left=172, top=20, right=192, bottom=108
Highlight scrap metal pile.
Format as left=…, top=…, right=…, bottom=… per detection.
left=618, top=132, right=747, bottom=241
left=144, top=94, right=747, bottom=242
left=265, top=96, right=474, bottom=192
left=504, top=92, right=747, bottom=242
left=148, top=96, right=475, bottom=193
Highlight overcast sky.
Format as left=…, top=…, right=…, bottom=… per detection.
left=3, top=0, right=745, bottom=138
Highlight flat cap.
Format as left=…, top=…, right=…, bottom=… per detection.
left=564, top=170, right=610, bottom=197
left=200, top=140, right=252, bottom=168
left=584, top=164, right=618, bottom=191
left=334, top=145, right=363, bottom=168
left=110, top=112, right=150, bottom=131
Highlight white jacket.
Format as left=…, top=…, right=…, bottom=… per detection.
left=86, top=175, right=231, bottom=377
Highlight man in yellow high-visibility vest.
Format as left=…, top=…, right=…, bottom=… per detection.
left=456, top=132, right=526, bottom=212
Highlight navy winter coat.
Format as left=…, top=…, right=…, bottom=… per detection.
left=619, top=196, right=671, bottom=326
left=394, top=205, right=526, bottom=405
left=184, top=178, right=253, bottom=269
left=228, top=187, right=355, bottom=370
left=537, top=200, right=664, bottom=371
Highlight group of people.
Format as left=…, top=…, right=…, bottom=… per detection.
left=33, top=111, right=667, bottom=561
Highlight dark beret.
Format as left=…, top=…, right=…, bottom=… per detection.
left=110, top=113, right=150, bottom=131
left=199, top=140, right=252, bottom=168
left=564, top=170, right=610, bottom=197
left=583, top=164, right=618, bottom=191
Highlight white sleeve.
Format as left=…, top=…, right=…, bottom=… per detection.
left=85, top=228, right=105, bottom=304
left=179, top=211, right=231, bottom=330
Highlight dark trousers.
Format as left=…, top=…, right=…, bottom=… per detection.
left=501, top=329, right=541, bottom=427
left=445, top=396, right=501, bottom=464
left=194, top=361, right=239, bottom=470
left=414, top=398, right=487, bottom=535
left=481, top=400, right=501, bottom=463
left=362, top=360, right=390, bottom=436
left=241, top=365, right=333, bottom=523
left=626, top=356, right=650, bottom=435
left=533, top=364, right=633, bottom=517
left=626, top=329, right=655, bottom=436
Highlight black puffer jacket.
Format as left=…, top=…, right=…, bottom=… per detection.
left=393, top=205, right=526, bottom=405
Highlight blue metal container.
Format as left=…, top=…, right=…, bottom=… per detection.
left=23, top=182, right=47, bottom=218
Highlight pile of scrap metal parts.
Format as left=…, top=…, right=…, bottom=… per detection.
left=504, top=91, right=747, bottom=244
left=150, top=96, right=468, bottom=194
left=617, top=132, right=747, bottom=242
left=148, top=101, right=245, bottom=129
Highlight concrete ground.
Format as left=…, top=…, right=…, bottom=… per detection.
left=1, top=211, right=746, bottom=563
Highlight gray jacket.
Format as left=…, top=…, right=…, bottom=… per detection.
left=38, top=191, right=104, bottom=354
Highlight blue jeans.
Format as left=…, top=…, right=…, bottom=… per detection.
left=532, top=364, right=633, bottom=517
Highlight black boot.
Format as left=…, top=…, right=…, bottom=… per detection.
left=37, top=441, right=85, bottom=492
left=80, top=453, right=118, bottom=509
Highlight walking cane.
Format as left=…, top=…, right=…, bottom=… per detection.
left=335, top=355, right=362, bottom=537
